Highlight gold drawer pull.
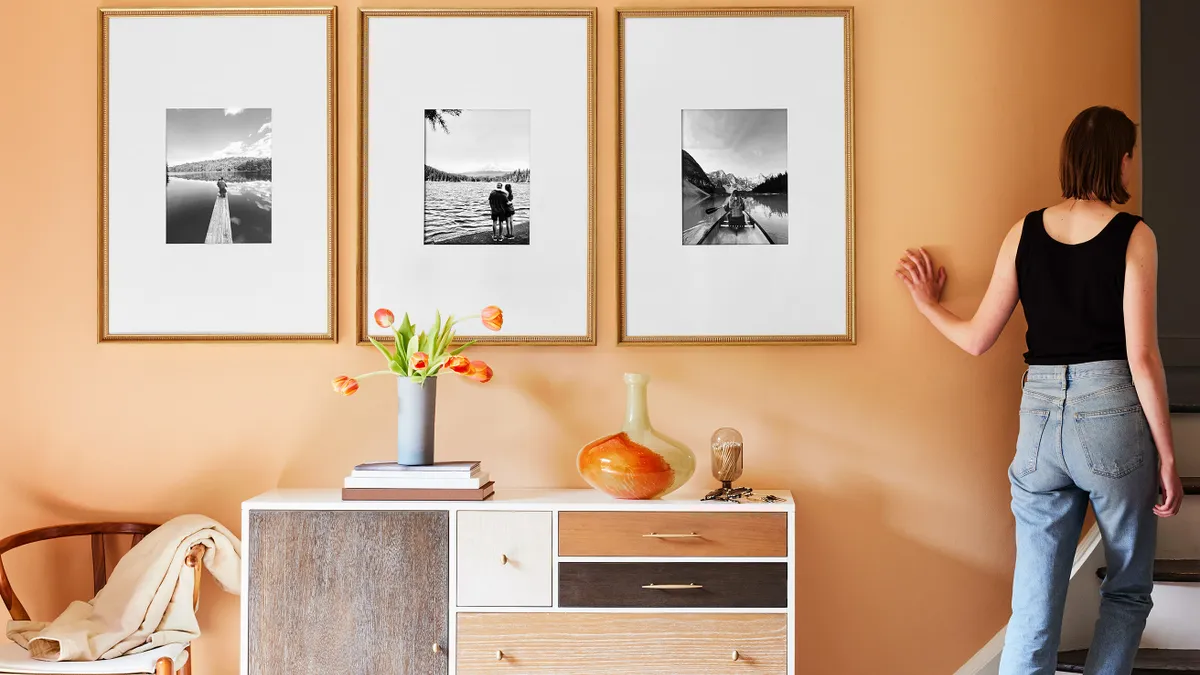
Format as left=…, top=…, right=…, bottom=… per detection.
left=432, top=643, right=442, bottom=654
left=496, top=649, right=505, bottom=661
left=641, top=583, right=703, bottom=590
left=643, top=532, right=701, bottom=539
left=732, top=649, right=740, bottom=661
left=500, top=554, right=509, bottom=565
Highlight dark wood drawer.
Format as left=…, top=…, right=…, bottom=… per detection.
left=558, top=562, right=787, bottom=608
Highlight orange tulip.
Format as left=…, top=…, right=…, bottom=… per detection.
left=481, top=305, right=503, bottom=331
left=467, top=360, right=494, bottom=383
left=332, top=376, right=359, bottom=396
left=374, top=308, right=394, bottom=328
left=410, top=352, right=429, bottom=370
left=444, top=355, right=470, bottom=374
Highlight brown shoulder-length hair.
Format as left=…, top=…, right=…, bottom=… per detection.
left=1059, top=106, right=1138, bottom=205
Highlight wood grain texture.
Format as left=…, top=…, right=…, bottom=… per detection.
left=457, top=612, right=787, bottom=673
left=91, top=533, right=107, bottom=596
left=558, top=511, right=787, bottom=557
left=248, top=511, right=448, bottom=675
left=1058, top=648, right=1200, bottom=672
left=1097, top=559, right=1200, bottom=583
left=559, top=562, right=787, bottom=608
left=457, top=511, right=552, bottom=607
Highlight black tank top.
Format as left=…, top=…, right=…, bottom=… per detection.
left=1016, top=208, right=1141, bottom=365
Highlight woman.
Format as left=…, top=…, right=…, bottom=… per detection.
left=503, top=183, right=516, bottom=240
left=896, top=106, right=1183, bottom=675
left=726, top=190, right=746, bottom=231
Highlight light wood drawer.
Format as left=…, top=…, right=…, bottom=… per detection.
left=457, top=511, right=552, bottom=607
left=558, top=511, right=787, bottom=557
left=558, top=562, right=788, bottom=608
left=457, top=612, right=787, bottom=674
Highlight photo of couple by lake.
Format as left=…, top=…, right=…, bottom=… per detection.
left=165, top=107, right=272, bottom=244
left=681, top=108, right=788, bottom=246
left=424, top=109, right=531, bottom=245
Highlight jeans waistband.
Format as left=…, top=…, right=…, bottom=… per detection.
left=1024, top=360, right=1131, bottom=381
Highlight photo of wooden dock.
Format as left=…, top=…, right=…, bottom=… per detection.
left=204, top=196, right=233, bottom=244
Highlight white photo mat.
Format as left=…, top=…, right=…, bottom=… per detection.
left=360, top=10, right=596, bottom=345
left=619, top=10, right=855, bottom=344
left=101, top=9, right=335, bottom=341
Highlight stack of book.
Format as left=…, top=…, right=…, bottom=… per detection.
left=342, top=461, right=494, bottom=501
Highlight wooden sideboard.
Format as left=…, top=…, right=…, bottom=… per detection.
left=241, top=488, right=795, bottom=675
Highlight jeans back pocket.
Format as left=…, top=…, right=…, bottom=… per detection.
left=1074, top=404, right=1150, bottom=479
left=1013, top=409, right=1051, bottom=478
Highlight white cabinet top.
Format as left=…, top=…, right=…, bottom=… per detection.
left=243, top=488, right=795, bottom=512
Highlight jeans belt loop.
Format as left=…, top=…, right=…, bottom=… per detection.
left=1021, top=370, right=1029, bottom=387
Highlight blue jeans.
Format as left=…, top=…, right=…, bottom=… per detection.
left=999, top=360, right=1158, bottom=675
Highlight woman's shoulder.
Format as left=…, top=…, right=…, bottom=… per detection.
left=1013, top=208, right=1045, bottom=239
left=1016, top=207, right=1048, bottom=230
left=1117, top=210, right=1145, bottom=226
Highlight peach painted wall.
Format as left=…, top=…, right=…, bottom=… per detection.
left=0, top=1, right=1139, bottom=673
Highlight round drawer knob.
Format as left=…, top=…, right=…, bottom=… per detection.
left=732, top=649, right=741, bottom=661
left=432, top=643, right=442, bottom=654
left=500, top=554, right=509, bottom=565
left=496, top=649, right=505, bottom=661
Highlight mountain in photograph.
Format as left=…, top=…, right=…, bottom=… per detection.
left=168, top=156, right=272, bottom=175
left=684, top=149, right=788, bottom=197
left=424, top=165, right=530, bottom=183
left=707, top=169, right=765, bottom=192
left=682, top=150, right=726, bottom=198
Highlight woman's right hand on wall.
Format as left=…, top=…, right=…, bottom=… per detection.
left=895, top=248, right=947, bottom=311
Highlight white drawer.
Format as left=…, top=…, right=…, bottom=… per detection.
left=456, top=511, right=552, bottom=607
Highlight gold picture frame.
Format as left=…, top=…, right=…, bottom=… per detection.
left=98, top=7, right=338, bottom=342
left=358, top=9, right=597, bottom=346
left=617, top=8, right=855, bottom=345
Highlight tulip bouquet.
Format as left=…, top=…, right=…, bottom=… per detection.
left=332, top=305, right=503, bottom=396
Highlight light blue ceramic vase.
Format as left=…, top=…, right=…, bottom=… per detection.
left=397, top=376, right=437, bottom=465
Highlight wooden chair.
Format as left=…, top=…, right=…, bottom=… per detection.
left=0, top=523, right=204, bottom=675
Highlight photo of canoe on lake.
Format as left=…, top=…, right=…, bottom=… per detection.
left=424, top=109, right=531, bottom=245
left=681, top=109, right=787, bottom=246
left=165, top=108, right=272, bottom=244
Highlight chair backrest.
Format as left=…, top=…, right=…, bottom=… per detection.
left=0, top=522, right=158, bottom=622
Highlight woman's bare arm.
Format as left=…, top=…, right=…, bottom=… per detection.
left=1123, top=221, right=1182, bottom=517
left=895, top=221, right=1022, bottom=356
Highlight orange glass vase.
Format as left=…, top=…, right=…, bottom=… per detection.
left=577, top=373, right=695, bottom=499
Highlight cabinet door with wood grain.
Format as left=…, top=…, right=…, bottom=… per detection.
left=248, top=510, right=449, bottom=675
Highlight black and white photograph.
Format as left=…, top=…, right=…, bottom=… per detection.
left=165, top=107, right=273, bottom=244
left=424, top=108, right=531, bottom=245
left=681, top=108, right=788, bottom=246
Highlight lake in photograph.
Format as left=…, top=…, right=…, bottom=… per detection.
left=682, top=193, right=789, bottom=245
left=165, top=172, right=272, bottom=244
left=424, top=181, right=530, bottom=245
